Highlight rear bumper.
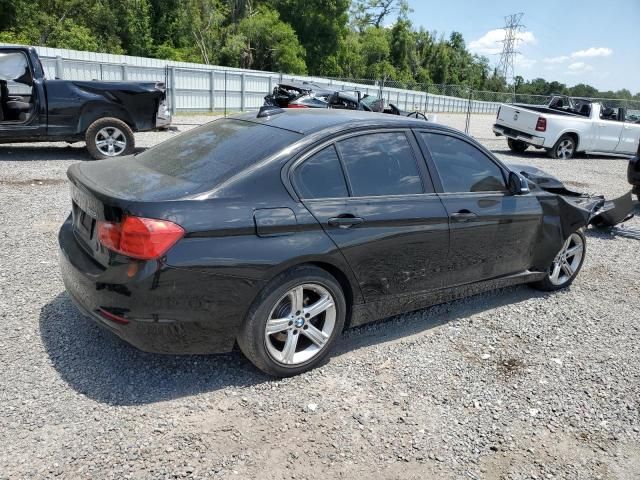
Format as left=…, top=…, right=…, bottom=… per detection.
left=493, top=124, right=545, bottom=147
left=58, top=216, right=255, bottom=354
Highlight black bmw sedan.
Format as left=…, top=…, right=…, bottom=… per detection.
left=59, top=108, right=588, bottom=376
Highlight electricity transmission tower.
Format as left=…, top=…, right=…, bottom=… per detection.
left=496, top=13, right=525, bottom=94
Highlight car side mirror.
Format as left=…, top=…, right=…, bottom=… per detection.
left=508, top=171, right=530, bottom=195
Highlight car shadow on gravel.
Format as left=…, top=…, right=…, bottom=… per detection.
left=0, top=145, right=147, bottom=161
left=39, top=292, right=270, bottom=406
left=41, top=286, right=547, bottom=406
left=335, top=285, right=544, bottom=356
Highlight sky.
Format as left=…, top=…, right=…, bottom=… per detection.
left=407, top=0, right=640, bottom=93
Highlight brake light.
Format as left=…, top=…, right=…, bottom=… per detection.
left=496, top=106, right=501, bottom=119
left=97, top=216, right=184, bottom=260
left=287, top=104, right=309, bottom=108
left=535, top=117, right=547, bottom=132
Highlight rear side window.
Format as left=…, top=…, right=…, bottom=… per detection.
left=295, top=146, right=348, bottom=199
left=336, top=132, right=423, bottom=197
left=135, top=119, right=300, bottom=186
left=420, top=133, right=507, bottom=193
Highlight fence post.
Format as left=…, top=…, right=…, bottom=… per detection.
left=121, top=64, right=128, bottom=81
left=210, top=70, right=215, bottom=112
left=169, top=67, right=176, bottom=115
left=464, top=88, right=473, bottom=135
left=241, top=73, right=246, bottom=112
left=55, top=56, right=64, bottom=79
left=268, top=75, right=273, bottom=96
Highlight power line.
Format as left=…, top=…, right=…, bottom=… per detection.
left=496, top=12, right=525, bottom=93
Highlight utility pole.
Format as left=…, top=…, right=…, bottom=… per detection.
left=497, top=12, right=525, bottom=96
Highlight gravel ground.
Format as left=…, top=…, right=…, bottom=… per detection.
left=1, top=114, right=639, bottom=480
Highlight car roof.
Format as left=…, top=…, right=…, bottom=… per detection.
left=232, top=109, right=460, bottom=136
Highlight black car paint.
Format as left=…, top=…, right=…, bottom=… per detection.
left=59, top=109, right=588, bottom=354
left=0, top=46, right=166, bottom=144
left=628, top=145, right=640, bottom=198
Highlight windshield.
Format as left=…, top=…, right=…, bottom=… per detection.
left=134, top=118, right=301, bottom=188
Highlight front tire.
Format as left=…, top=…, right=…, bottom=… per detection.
left=531, top=230, right=586, bottom=291
left=507, top=138, right=529, bottom=153
left=548, top=134, right=576, bottom=160
left=237, top=266, right=346, bottom=377
left=85, top=117, right=135, bottom=160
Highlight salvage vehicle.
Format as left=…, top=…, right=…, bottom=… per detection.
left=61, top=107, right=602, bottom=377
left=265, top=81, right=427, bottom=119
left=493, top=95, right=640, bottom=159
left=0, top=46, right=171, bottom=159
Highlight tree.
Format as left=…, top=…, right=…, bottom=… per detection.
left=269, top=0, right=349, bottom=75
left=236, top=6, right=306, bottom=73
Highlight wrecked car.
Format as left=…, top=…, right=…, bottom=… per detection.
left=264, top=81, right=428, bottom=119
left=0, top=46, right=171, bottom=159
left=61, top=108, right=601, bottom=377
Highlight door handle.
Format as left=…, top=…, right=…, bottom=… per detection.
left=328, top=216, right=365, bottom=228
left=450, top=210, right=478, bottom=223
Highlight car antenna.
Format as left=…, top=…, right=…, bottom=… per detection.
left=257, top=105, right=285, bottom=118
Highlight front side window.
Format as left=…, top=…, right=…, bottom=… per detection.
left=420, top=133, right=506, bottom=193
left=295, top=146, right=348, bottom=199
left=336, top=132, right=423, bottom=197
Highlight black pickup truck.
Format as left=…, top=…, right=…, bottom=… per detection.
left=0, top=46, right=171, bottom=159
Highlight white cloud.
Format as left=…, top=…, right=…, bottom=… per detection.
left=571, top=47, right=612, bottom=58
left=515, top=56, right=537, bottom=69
left=567, top=62, right=594, bottom=74
left=469, top=29, right=537, bottom=55
left=543, top=55, right=570, bottom=64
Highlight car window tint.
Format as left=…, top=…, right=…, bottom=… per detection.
left=134, top=119, right=300, bottom=188
left=336, top=132, right=423, bottom=197
left=420, top=133, right=506, bottom=193
left=295, top=146, right=348, bottom=199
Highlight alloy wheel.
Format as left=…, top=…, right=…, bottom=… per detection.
left=556, top=139, right=574, bottom=159
left=95, top=127, right=127, bottom=157
left=264, top=283, right=336, bottom=365
left=548, top=232, right=584, bottom=286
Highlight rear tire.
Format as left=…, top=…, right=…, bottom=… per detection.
left=237, top=265, right=346, bottom=377
left=548, top=134, right=577, bottom=160
left=507, top=138, right=529, bottom=153
left=531, top=230, right=586, bottom=291
left=85, top=117, right=135, bottom=160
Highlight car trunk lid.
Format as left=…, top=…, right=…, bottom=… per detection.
left=497, top=104, right=541, bottom=135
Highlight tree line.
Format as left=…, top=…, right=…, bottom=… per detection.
left=0, top=0, right=637, bottom=100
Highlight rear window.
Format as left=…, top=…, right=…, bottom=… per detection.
left=135, top=118, right=300, bottom=186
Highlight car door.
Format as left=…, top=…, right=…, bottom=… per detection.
left=615, top=112, right=640, bottom=154
left=594, top=106, right=624, bottom=152
left=291, top=130, right=450, bottom=302
left=0, top=49, right=45, bottom=140
left=416, top=130, right=543, bottom=287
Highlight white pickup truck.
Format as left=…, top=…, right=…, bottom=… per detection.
left=493, top=95, right=640, bottom=159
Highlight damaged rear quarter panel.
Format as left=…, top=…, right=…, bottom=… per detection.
left=45, top=80, right=164, bottom=136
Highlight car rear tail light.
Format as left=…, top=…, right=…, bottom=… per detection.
left=496, top=106, right=501, bottom=119
left=287, top=104, right=309, bottom=108
left=97, top=216, right=184, bottom=260
left=535, top=117, right=547, bottom=132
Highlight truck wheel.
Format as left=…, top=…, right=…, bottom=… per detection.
left=85, top=118, right=135, bottom=160
left=548, top=135, right=576, bottom=160
left=507, top=138, right=529, bottom=153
